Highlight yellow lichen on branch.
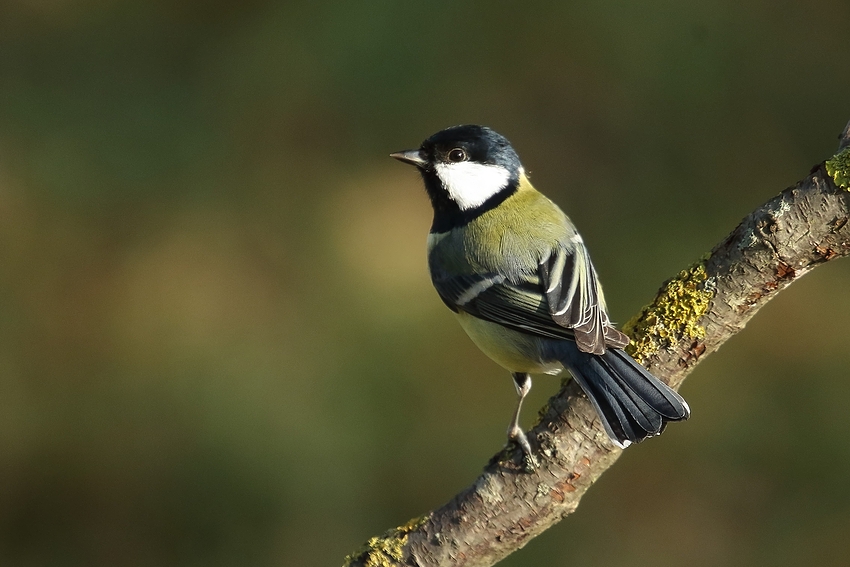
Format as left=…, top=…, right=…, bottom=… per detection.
left=825, top=147, right=850, bottom=190
left=622, top=262, right=715, bottom=364
left=343, top=515, right=429, bottom=567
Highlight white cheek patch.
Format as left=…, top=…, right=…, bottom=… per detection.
left=434, top=162, right=511, bottom=210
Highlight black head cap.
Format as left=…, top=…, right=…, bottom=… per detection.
left=392, top=125, right=524, bottom=232
left=420, top=125, right=521, bottom=172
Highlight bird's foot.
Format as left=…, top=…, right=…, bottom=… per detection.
left=507, top=426, right=538, bottom=472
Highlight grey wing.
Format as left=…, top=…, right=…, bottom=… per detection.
left=539, top=239, right=629, bottom=354
left=432, top=271, right=583, bottom=341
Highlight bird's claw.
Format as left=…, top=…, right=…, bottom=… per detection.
left=507, top=428, right=538, bottom=472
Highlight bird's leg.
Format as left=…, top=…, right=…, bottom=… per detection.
left=508, top=372, right=537, bottom=470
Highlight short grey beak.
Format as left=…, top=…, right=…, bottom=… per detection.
left=390, top=149, right=427, bottom=168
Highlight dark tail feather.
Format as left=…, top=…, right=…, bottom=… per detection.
left=561, top=346, right=690, bottom=447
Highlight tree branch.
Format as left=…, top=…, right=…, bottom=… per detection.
left=344, top=121, right=850, bottom=567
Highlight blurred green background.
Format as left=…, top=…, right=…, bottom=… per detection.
left=1, top=1, right=850, bottom=566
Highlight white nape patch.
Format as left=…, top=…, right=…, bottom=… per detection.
left=434, top=162, right=511, bottom=210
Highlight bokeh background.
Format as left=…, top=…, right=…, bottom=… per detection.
left=2, top=1, right=850, bottom=566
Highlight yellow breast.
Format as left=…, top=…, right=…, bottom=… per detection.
left=454, top=311, right=563, bottom=375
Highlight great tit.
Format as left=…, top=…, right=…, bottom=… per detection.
left=391, top=125, right=689, bottom=462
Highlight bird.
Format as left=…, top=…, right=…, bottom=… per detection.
left=390, top=125, right=689, bottom=465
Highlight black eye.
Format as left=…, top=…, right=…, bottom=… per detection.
left=447, top=148, right=467, bottom=163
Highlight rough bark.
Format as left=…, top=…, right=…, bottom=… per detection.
left=344, top=122, right=850, bottom=567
